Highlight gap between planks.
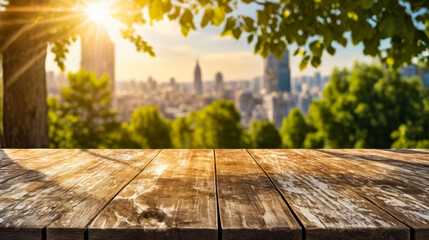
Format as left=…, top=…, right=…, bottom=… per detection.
left=213, top=149, right=223, bottom=240
left=245, top=149, right=306, bottom=240
left=83, top=149, right=163, bottom=233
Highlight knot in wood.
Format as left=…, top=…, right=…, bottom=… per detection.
left=141, top=208, right=166, bottom=222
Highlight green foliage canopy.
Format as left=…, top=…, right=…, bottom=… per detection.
left=284, top=63, right=429, bottom=149
left=48, top=70, right=119, bottom=148
left=280, top=108, right=313, bottom=148
left=124, top=106, right=172, bottom=148
left=248, top=120, right=281, bottom=148
left=171, top=100, right=244, bottom=148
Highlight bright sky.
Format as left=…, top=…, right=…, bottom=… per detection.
left=45, top=4, right=372, bottom=83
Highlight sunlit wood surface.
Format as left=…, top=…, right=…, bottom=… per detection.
left=0, top=149, right=428, bottom=240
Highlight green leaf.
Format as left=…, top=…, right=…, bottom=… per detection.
left=327, top=45, right=336, bottom=55
left=242, top=16, right=254, bottom=31
left=379, top=15, right=396, bottom=37
left=247, top=34, right=254, bottom=43
left=168, top=6, right=181, bottom=20
left=309, top=40, right=323, bottom=57
left=311, top=56, right=321, bottom=68
left=201, top=8, right=214, bottom=27
left=213, top=7, right=225, bottom=26
left=299, top=55, right=310, bottom=71
left=360, top=0, right=374, bottom=9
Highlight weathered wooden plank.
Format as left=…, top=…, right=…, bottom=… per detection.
left=89, top=149, right=217, bottom=240
left=248, top=149, right=409, bottom=240
left=320, top=149, right=429, bottom=240
left=215, top=149, right=301, bottom=240
left=370, top=149, right=429, bottom=164
left=0, top=149, right=80, bottom=183
left=0, top=149, right=58, bottom=168
left=0, top=149, right=159, bottom=240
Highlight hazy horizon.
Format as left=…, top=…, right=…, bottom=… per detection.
left=45, top=18, right=373, bottom=83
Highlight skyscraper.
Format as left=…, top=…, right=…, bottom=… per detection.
left=194, top=59, right=202, bottom=95
left=81, top=23, right=115, bottom=94
left=263, top=49, right=291, bottom=93
left=214, top=72, right=224, bottom=93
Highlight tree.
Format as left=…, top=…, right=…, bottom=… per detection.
left=248, top=120, right=281, bottom=148
left=48, top=70, right=119, bottom=148
left=171, top=117, right=193, bottom=148
left=391, top=96, right=429, bottom=148
left=280, top=108, right=312, bottom=148
left=1, top=0, right=428, bottom=147
left=187, top=100, right=243, bottom=148
left=125, top=106, right=172, bottom=149
left=304, top=63, right=429, bottom=148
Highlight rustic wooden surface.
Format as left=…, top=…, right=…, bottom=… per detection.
left=0, top=149, right=159, bottom=240
left=320, top=149, right=429, bottom=240
left=1, top=149, right=428, bottom=240
left=215, top=149, right=301, bottom=240
left=89, top=149, right=217, bottom=240
left=248, top=149, right=409, bottom=240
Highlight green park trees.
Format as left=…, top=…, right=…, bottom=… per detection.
left=171, top=100, right=244, bottom=148
left=1, top=0, right=429, bottom=147
left=281, top=63, right=429, bottom=149
left=248, top=120, right=281, bottom=148
left=48, top=70, right=119, bottom=148
left=49, top=64, right=429, bottom=149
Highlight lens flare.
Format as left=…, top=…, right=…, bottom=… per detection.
left=86, top=1, right=111, bottom=24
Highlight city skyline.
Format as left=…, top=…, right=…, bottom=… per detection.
left=45, top=18, right=372, bottom=83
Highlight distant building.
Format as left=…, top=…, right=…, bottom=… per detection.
left=81, top=23, right=115, bottom=94
left=314, top=72, right=322, bottom=89
left=148, top=76, right=157, bottom=91
left=277, top=50, right=291, bottom=92
left=194, top=59, right=202, bottom=95
left=214, top=72, right=224, bottom=93
left=298, top=84, right=312, bottom=114
left=401, top=65, right=418, bottom=79
left=263, top=92, right=293, bottom=129
left=252, top=77, right=262, bottom=93
left=170, top=77, right=176, bottom=87
left=263, top=49, right=291, bottom=93
left=422, top=73, right=429, bottom=87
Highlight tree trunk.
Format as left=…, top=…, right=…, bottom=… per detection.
left=1, top=0, right=50, bottom=148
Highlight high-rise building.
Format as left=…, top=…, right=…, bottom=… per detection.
left=314, top=72, right=322, bottom=89
left=277, top=50, right=291, bottom=92
left=81, top=23, right=115, bottom=94
left=252, top=77, right=262, bottom=93
left=263, top=92, right=294, bottom=129
left=214, top=72, right=224, bottom=93
left=298, top=84, right=312, bottom=114
left=170, top=77, right=176, bottom=88
left=263, top=49, right=291, bottom=93
left=194, top=59, right=202, bottom=95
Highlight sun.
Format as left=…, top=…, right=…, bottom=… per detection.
left=86, top=1, right=111, bottom=24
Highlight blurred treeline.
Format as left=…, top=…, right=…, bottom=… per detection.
left=47, top=63, right=429, bottom=149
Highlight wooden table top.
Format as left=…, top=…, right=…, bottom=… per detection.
left=0, top=149, right=428, bottom=240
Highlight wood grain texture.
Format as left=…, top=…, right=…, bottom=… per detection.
left=215, top=149, right=301, bottom=240
left=89, top=149, right=217, bottom=240
left=320, top=149, right=429, bottom=240
left=370, top=149, right=429, bottom=164
left=0, top=149, right=79, bottom=183
left=0, top=149, right=57, bottom=167
left=248, top=149, right=409, bottom=240
left=0, top=149, right=159, bottom=240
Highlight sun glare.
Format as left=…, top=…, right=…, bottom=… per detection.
left=86, top=1, right=111, bottom=24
